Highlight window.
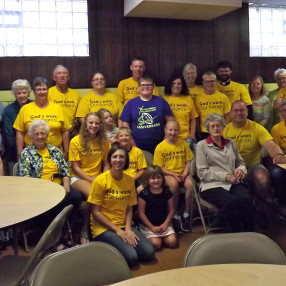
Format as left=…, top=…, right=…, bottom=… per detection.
left=0, top=0, right=89, bottom=57
left=249, top=3, right=286, bottom=57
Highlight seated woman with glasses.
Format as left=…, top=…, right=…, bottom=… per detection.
left=18, top=119, right=81, bottom=246
left=120, top=76, right=173, bottom=154
left=196, top=113, right=253, bottom=232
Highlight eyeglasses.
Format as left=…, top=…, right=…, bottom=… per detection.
left=33, top=132, right=47, bottom=137
left=203, top=80, right=216, bottom=84
left=139, top=84, right=153, bottom=88
left=92, top=78, right=105, bottom=82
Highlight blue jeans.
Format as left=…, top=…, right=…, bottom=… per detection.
left=94, top=227, right=155, bottom=267
left=271, top=165, right=286, bottom=204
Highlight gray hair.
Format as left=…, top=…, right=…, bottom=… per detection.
left=32, top=77, right=48, bottom=90
left=274, top=68, right=286, bottom=81
left=53, top=65, right=69, bottom=76
left=11, top=79, right=31, bottom=95
left=202, top=71, right=217, bottom=81
left=204, top=113, right=226, bottom=132
left=28, top=119, right=50, bottom=136
left=182, top=63, right=197, bottom=76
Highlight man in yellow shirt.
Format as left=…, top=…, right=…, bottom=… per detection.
left=224, top=100, right=286, bottom=224
left=195, top=71, right=231, bottom=140
left=216, top=61, right=253, bottom=119
left=182, top=62, right=204, bottom=102
left=117, top=57, right=159, bottom=105
left=48, top=65, right=80, bottom=136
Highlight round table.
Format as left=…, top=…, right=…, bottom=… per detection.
left=0, top=176, right=65, bottom=229
left=112, top=264, right=286, bottom=286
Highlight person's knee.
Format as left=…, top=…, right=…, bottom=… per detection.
left=164, top=235, right=178, bottom=249
left=125, top=249, right=139, bottom=267
left=139, top=243, right=155, bottom=262
left=150, top=238, right=162, bottom=251
left=253, top=169, right=269, bottom=187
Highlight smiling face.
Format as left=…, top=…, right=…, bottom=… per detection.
left=15, top=88, right=29, bottom=107
left=276, top=74, right=286, bottom=89
left=110, top=149, right=126, bottom=171
left=149, top=174, right=163, bottom=190
left=250, top=78, right=263, bottom=96
left=86, top=114, right=101, bottom=136
left=165, top=122, right=179, bottom=142
left=31, top=125, right=48, bottom=149
left=217, top=67, right=232, bottom=82
left=202, top=75, right=217, bottom=94
left=184, top=68, right=197, bottom=87
left=117, top=130, right=132, bottom=148
left=53, top=66, right=69, bottom=87
left=130, top=60, right=146, bottom=81
left=230, top=101, right=248, bottom=125
left=91, top=73, right=105, bottom=91
left=171, top=78, right=182, bottom=96
left=34, top=83, right=48, bottom=101
left=138, top=80, right=154, bottom=99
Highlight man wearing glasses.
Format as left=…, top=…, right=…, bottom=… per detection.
left=120, top=76, right=173, bottom=153
left=194, top=71, right=231, bottom=140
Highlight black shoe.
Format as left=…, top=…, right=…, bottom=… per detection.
left=172, top=217, right=182, bottom=233
left=180, top=215, right=191, bottom=232
left=210, top=215, right=227, bottom=228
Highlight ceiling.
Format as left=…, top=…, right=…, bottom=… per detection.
left=124, top=0, right=286, bottom=21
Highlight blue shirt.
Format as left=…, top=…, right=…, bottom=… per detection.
left=120, top=96, right=173, bottom=153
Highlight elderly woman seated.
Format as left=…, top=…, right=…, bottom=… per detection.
left=196, top=113, right=254, bottom=232
left=18, top=119, right=81, bottom=245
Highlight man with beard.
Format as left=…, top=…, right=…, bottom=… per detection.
left=216, top=61, right=253, bottom=120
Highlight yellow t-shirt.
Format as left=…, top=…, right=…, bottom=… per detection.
left=277, top=87, right=286, bottom=99
left=216, top=81, right=252, bottom=106
left=88, top=170, right=137, bottom=238
left=48, top=86, right=80, bottom=126
left=69, top=135, right=110, bottom=177
left=153, top=139, right=193, bottom=174
left=124, top=146, right=147, bottom=178
left=75, top=91, right=123, bottom=124
left=13, top=101, right=71, bottom=149
left=223, top=119, right=273, bottom=168
left=38, top=147, right=61, bottom=184
left=163, top=95, right=198, bottom=140
left=195, top=91, right=231, bottom=132
left=188, top=85, right=204, bottom=102
left=271, top=122, right=286, bottom=154
left=117, top=77, right=159, bottom=105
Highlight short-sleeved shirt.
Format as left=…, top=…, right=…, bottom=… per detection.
left=216, top=81, right=252, bottom=106
left=195, top=91, right=231, bottom=132
left=153, top=139, right=193, bottom=174
left=163, top=95, right=198, bottom=140
left=271, top=122, right=286, bottom=154
left=88, top=170, right=137, bottom=238
left=76, top=91, right=123, bottom=124
left=13, top=101, right=71, bottom=149
left=117, top=77, right=159, bottom=105
left=223, top=119, right=273, bottom=168
left=124, top=146, right=147, bottom=178
left=188, top=85, right=204, bottom=102
left=48, top=86, right=80, bottom=126
left=120, top=96, right=173, bottom=153
left=69, top=135, right=110, bottom=177
left=138, top=187, right=172, bottom=226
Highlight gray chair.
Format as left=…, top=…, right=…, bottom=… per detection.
left=189, top=157, right=224, bottom=234
left=30, top=241, right=132, bottom=286
left=183, top=232, right=286, bottom=267
left=142, top=149, right=154, bottom=166
left=0, top=205, right=73, bottom=286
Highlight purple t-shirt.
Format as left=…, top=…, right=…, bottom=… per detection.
left=120, top=96, right=173, bottom=153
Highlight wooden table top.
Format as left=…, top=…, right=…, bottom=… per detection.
left=0, top=176, right=65, bottom=229
left=112, top=264, right=286, bottom=286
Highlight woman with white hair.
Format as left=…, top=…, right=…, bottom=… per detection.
left=4, top=79, right=33, bottom=174
left=196, top=113, right=253, bottom=232
left=18, top=119, right=81, bottom=246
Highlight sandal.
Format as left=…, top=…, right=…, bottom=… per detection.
left=80, top=232, right=90, bottom=244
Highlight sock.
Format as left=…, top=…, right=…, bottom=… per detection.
left=183, top=212, right=189, bottom=218
left=173, top=214, right=179, bottom=219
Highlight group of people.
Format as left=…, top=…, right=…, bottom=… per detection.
left=1, top=57, right=286, bottom=267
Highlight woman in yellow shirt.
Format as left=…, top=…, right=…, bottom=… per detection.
left=69, top=112, right=110, bottom=244
left=87, top=145, right=154, bottom=267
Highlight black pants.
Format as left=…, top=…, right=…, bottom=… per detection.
left=200, top=183, right=253, bottom=232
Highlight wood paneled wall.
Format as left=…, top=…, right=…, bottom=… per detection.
left=0, top=1, right=285, bottom=91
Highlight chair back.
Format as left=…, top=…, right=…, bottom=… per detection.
left=30, top=242, right=132, bottom=286
left=12, top=162, right=19, bottom=176
left=183, top=232, right=286, bottom=267
left=15, top=205, right=73, bottom=285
